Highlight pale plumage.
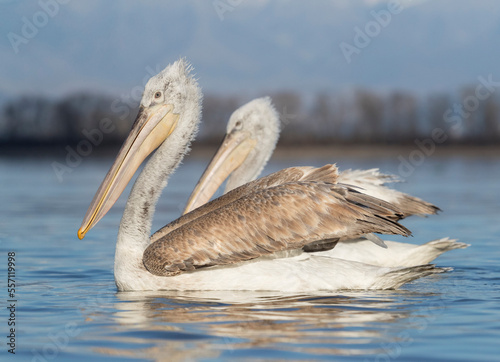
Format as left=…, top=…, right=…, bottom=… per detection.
left=183, top=97, right=280, bottom=214
left=144, top=165, right=412, bottom=276
left=184, top=99, right=439, bottom=219
left=324, top=237, right=468, bottom=267
left=78, top=60, right=450, bottom=292
left=182, top=97, right=465, bottom=267
left=338, top=168, right=439, bottom=218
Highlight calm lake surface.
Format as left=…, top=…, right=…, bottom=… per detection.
left=1, top=148, right=499, bottom=361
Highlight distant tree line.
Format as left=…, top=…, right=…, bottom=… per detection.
left=1, top=86, right=499, bottom=147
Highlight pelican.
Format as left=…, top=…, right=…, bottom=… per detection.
left=78, top=60, right=448, bottom=292
left=182, top=98, right=439, bottom=217
left=183, top=97, right=280, bottom=214
left=175, top=97, right=467, bottom=266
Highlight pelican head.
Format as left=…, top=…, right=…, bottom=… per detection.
left=78, top=59, right=201, bottom=239
left=184, top=97, right=279, bottom=214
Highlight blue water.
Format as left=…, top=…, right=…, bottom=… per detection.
left=1, top=149, right=500, bottom=361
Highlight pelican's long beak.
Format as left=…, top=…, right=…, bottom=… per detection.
left=183, top=129, right=256, bottom=214
left=78, top=104, right=179, bottom=239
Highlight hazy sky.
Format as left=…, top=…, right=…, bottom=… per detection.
left=1, top=0, right=500, bottom=100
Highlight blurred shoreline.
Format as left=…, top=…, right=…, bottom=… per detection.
left=2, top=143, right=499, bottom=160
left=194, top=144, right=500, bottom=160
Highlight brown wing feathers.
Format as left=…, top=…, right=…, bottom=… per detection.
left=143, top=166, right=411, bottom=277
left=339, top=169, right=440, bottom=219
left=150, top=164, right=339, bottom=242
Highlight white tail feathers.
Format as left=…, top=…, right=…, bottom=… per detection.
left=322, top=237, right=468, bottom=268
left=373, top=264, right=450, bottom=290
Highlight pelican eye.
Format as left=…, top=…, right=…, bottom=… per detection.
left=234, top=120, right=242, bottom=130
left=154, top=91, right=162, bottom=99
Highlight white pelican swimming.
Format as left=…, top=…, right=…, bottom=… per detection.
left=78, top=60, right=450, bottom=292
left=182, top=98, right=440, bottom=217
left=175, top=97, right=467, bottom=266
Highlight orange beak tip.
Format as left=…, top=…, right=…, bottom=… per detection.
left=77, top=228, right=86, bottom=240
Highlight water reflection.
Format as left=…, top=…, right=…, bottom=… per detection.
left=1, top=155, right=496, bottom=361
left=86, top=290, right=440, bottom=360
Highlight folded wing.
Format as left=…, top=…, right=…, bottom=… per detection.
left=143, top=170, right=410, bottom=276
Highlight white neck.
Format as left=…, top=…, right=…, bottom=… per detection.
left=114, top=109, right=200, bottom=280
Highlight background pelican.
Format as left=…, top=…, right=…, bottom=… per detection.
left=183, top=98, right=439, bottom=217
left=178, top=97, right=467, bottom=266
left=78, top=60, right=449, bottom=292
